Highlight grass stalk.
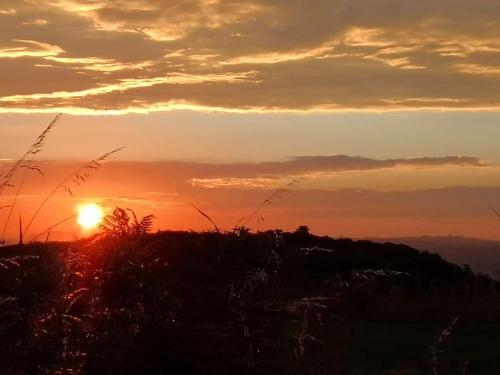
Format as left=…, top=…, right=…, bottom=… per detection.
left=235, top=178, right=305, bottom=230
left=23, top=146, right=125, bottom=237
left=0, top=114, right=61, bottom=196
left=31, top=214, right=76, bottom=242
left=188, top=203, right=220, bottom=232
left=0, top=115, right=61, bottom=242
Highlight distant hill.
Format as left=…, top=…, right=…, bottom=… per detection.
left=369, top=236, right=500, bottom=279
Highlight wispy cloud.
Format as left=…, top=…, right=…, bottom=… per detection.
left=455, top=63, right=500, bottom=75
left=0, top=9, right=16, bottom=15
left=189, top=155, right=486, bottom=178
left=22, top=18, right=49, bottom=26
left=0, top=71, right=259, bottom=105
left=0, top=40, right=62, bottom=58
left=186, top=155, right=487, bottom=189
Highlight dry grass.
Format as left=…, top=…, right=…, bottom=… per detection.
left=234, top=177, right=305, bottom=231
left=0, top=115, right=62, bottom=242
left=0, top=116, right=125, bottom=244
left=23, top=146, right=125, bottom=238
left=0, top=114, right=61, bottom=196
left=188, top=202, right=220, bottom=232
left=31, top=214, right=77, bottom=243
left=430, top=316, right=460, bottom=375
left=187, top=178, right=305, bottom=234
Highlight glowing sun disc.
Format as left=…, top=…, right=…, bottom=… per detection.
left=77, top=204, right=103, bottom=230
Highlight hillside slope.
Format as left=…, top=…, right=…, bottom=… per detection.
left=1, top=229, right=499, bottom=374
left=371, top=236, right=500, bottom=279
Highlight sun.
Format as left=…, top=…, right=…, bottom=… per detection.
left=77, top=203, right=104, bottom=230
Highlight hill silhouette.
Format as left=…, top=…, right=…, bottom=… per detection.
left=371, top=236, right=500, bottom=279
left=1, top=228, right=500, bottom=374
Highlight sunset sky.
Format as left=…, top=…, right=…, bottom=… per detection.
left=2, top=1, right=500, bottom=241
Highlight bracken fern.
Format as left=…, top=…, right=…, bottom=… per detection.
left=98, top=207, right=155, bottom=239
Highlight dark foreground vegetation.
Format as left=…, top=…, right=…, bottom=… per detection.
left=1, top=225, right=500, bottom=374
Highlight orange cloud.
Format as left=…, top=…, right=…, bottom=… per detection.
left=0, top=9, right=16, bottom=15
left=1, top=1, right=500, bottom=112
left=0, top=71, right=259, bottom=105
left=0, top=39, right=62, bottom=58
